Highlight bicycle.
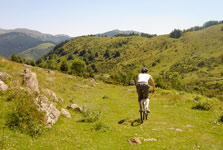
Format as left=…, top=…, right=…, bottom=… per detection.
left=139, top=90, right=152, bottom=123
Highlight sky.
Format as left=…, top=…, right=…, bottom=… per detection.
left=0, top=0, right=222, bottom=37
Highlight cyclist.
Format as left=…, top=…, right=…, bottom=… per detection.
left=136, top=67, right=155, bottom=113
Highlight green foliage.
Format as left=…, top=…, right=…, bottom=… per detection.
left=192, top=96, right=213, bottom=111
left=220, top=114, right=223, bottom=122
left=221, top=26, right=223, bottom=31
left=186, top=20, right=223, bottom=32
left=170, top=29, right=182, bottom=38
left=81, top=106, right=102, bottom=123
left=60, top=60, right=69, bottom=72
left=155, top=71, right=183, bottom=90
left=10, top=53, right=22, bottom=63
left=107, top=72, right=136, bottom=85
left=29, top=60, right=36, bottom=66
left=92, top=121, right=111, bottom=132
left=6, top=89, right=46, bottom=136
left=71, top=58, right=86, bottom=76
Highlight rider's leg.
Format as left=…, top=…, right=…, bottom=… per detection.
left=146, top=98, right=150, bottom=112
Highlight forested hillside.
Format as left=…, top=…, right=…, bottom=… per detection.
left=37, top=24, right=223, bottom=98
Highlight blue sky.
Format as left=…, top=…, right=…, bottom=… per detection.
left=0, top=0, right=222, bottom=36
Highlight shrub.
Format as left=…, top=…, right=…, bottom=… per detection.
left=220, top=114, right=223, bottom=122
left=192, top=96, right=213, bottom=111
left=170, top=29, right=182, bottom=38
left=71, top=58, right=86, bottom=76
left=60, top=60, right=69, bottom=72
left=6, top=89, right=46, bottom=136
left=81, top=106, right=102, bottom=122
left=92, top=121, right=110, bottom=132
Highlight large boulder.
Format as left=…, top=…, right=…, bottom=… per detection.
left=42, top=88, right=58, bottom=101
left=61, top=108, right=71, bottom=118
left=35, top=95, right=60, bottom=128
left=23, top=68, right=39, bottom=94
left=0, top=80, right=8, bottom=91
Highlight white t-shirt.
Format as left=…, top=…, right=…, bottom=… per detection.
left=137, top=73, right=151, bottom=84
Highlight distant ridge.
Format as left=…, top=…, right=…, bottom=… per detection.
left=0, top=28, right=71, bottom=44
left=95, top=29, right=141, bottom=37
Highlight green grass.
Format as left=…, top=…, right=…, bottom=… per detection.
left=0, top=57, right=223, bottom=150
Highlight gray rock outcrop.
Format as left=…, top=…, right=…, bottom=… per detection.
left=35, top=95, right=61, bottom=128
left=61, top=108, right=71, bottom=118
left=42, top=88, right=58, bottom=101
left=23, top=68, right=39, bottom=94
left=0, top=80, right=8, bottom=91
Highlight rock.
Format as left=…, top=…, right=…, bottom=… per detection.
left=144, top=138, right=157, bottom=142
left=175, top=128, right=184, bottom=132
left=47, top=77, right=55, bottom=82
left=61, top=108, right=71, bottom=118
left=58, top=97, right=64, bottom=102
left=0, top=80, right=8, bottom=91
left=128, top=137, right=141, bottom=144
left=185, top=124, right=193, bottom=128
left=22, top=68, right=39, bottom=94
left=45, top=69, right=55, bottom=75
left=129, top=80, right=135, bottom=85
left=0, top=72, right=11, bottom=81
left=67, top=104, right=82, bottom=112
left=23, top=64, right=32, bottom=68
left=74, top=84, right=90, bottom=88
left=35, top=95, right=60, bottom=128
left=42, top=88, right=58, bottom=101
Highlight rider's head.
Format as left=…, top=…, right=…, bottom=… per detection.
left=141, top=67, right=148, bottom=73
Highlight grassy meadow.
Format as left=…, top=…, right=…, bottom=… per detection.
left=0, top=57, right=223, bottom=150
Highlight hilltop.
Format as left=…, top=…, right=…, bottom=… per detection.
left=38, top=24, right=223, bottom=98
left=0, top=28, right=71, bottom=44
left=0, top=57, right=223, bottom=149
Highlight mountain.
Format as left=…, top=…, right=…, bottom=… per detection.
left=0, top=32, right=44, bottom=58
left=17, top=43, right=55, bottom=61
left=96, top=29, right=141, bottom=37
left=38, top=24, right=223, bottom=98
left=0, top=28, right=71, bottom=44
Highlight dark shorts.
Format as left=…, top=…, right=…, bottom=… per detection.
left=136, top=83, right=149, bottom=102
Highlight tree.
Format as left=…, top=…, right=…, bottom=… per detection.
left=60, top=60, right=69, bottom=72
left=113, top=51, right=120, bottom=58
left=30, top=60, right=36, bottom=66
left=10, top=53, right=22, bottom=63
left=71, top=58, right=86, bottom=76
left=104, top=50, right=110, bottom=59
left=170, top=29, right=182, bottom=38
left=169, top=72, right=183, bottom=90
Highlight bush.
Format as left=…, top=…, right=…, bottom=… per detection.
left=81, top=106, right=102, bottom=122
left=220, top=114, right=223, bottom=122
left=92, top=121, right=110, bottom=132
left=192, top=96, right=213, bottom=111
left=170, top=29, right=182, bottom=38
left=6, top=89, right=46, bottom=136
left=71, top=58, right=86, bottom=76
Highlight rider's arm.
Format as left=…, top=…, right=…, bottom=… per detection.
left=149, top=76, right=155, bottom=93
